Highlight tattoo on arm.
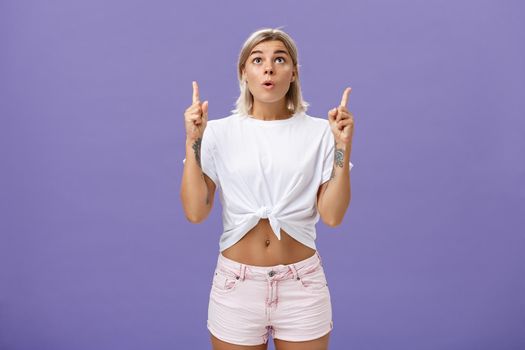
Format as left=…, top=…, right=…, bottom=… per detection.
left=329, top=143, right=345, bottom=181
left=334, top=143, right=345, bottom=168
left=192, top=137, right=202, bottom=168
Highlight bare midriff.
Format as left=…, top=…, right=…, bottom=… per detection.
left=221, top=218, right=317, bottom=267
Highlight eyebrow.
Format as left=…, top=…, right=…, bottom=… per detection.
left=249, top=49, right=289, bottom=56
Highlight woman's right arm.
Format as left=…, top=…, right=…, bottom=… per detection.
left=180, top=81, right=216, bottom=223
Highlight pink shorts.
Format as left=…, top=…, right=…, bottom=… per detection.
left=207, top=250, right=333, bottom=346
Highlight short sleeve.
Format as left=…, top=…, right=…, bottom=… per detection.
left=321, top=128, right=354, bottom=184
left=182, top=125, right=219, bottom=186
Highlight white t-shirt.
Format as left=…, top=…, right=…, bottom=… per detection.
left=183, top=111, right=354, bottom=252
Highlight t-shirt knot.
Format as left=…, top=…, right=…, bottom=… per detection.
left=256, top=206, right=271, bottom=219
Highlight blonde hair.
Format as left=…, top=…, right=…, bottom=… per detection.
left=232, top=27, right=309, bottom=116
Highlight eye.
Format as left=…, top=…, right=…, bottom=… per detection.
left=275, top=57, right=286, bottom=63
left=252, top=57, right=262, bottom=64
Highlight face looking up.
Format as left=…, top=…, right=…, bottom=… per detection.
left=242, top=40, right=296, bottom=109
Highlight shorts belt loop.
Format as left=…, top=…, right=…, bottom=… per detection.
left=239, top=264, right=247, bottom=281
left=289, top=264, right=299, bottom=280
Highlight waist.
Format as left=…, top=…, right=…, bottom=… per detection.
left=220, top=219, right=316, bottom=265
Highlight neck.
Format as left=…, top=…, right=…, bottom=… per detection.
left=251, top=98, right=292, bottom=120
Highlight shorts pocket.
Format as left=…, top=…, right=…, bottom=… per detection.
left=211, top=268, right=240, bottom=294
left=297, top=265, right=329, bottom=294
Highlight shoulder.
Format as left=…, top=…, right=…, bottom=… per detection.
left=206, top=113, right=238, bottom=132
left=301, top=113, right=331, bottom=135
left=302, top=112, right=329, bottom=127
left=301, top=113, right=335, bottom=151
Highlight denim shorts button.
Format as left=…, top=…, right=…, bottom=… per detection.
left=268, top=270, right=275, bottom=277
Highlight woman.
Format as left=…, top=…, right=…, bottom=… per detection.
left=181, top=28, right=355, bottom=350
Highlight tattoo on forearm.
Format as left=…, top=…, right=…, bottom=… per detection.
left=192, top=137, right=202, bottom=168
left=329, top=143, right=345, bottom=181
left=334, top=144, right=345, bottom=168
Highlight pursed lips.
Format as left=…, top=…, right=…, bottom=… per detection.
left=262, top=80, right=275, bottom=89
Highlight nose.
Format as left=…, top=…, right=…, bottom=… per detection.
left=264, top=66, right=274, bottom=75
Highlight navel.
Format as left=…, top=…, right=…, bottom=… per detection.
left=265, top=239, right=271, bottom=247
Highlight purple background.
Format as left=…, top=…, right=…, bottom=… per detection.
left=1, top=0, right=524, bottom=349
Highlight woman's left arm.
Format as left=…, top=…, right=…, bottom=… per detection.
left=317, top=87, right=354, bottom=227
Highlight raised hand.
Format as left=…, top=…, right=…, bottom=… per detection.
left=327, top=87, right=354, bottom=146
left=184, top=81, right=209, bottom=141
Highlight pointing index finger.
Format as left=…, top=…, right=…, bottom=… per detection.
left=340, top=87, right=352, bottom=108
left=192, top=81, right=200, bottom=104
